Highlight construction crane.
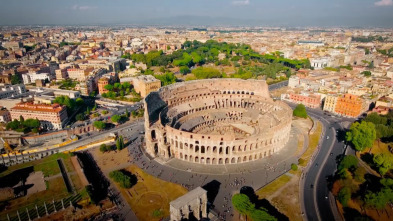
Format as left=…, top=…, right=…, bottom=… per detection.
left=0, top=137, right=13, bottom=153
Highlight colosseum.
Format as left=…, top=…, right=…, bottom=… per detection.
left=143, top=79, right=292, bottom=165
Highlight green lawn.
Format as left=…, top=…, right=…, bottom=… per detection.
left=0, top=153, right=73, bottom=178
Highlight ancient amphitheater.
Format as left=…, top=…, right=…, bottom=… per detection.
left=143, top=79, right=292, bottom=165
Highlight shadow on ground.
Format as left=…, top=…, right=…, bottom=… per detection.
left=240, top=186, right=289, bottom=221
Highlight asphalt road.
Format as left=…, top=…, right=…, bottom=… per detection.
left=268, top=80, right=288, bottom=91
left=286, top=102, right=355, bottom=221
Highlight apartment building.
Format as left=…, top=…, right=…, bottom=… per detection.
left=132, top=75, right=161, bottom=97
left=67, top=68, right=92, bottom=81
left=335, top=94, right=365, bottom=118
left=289, top=93, right=321, bottom=108
left=323, top=95, right=338, bottom=113
left=10, top=102, right=68, bottom=130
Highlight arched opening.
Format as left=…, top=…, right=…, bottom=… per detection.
left=231, top=157, right=236, bottom=163
left=195, top=145, right=200, bottom=153
left=168, top=146, right=172, bottom=157
left=243, top=156, right=247, bottom=162
left=212, top=158, right=217, bottom=164
left=219, top=158, right=223, bottom=164
left=185, top=155, right=188, bottom=160
left=206, top=158, right=211, bottom=164
left=201, top=146, right=205, bottom=153
left=238, top=157, right=241, bottom=163
left=154, top=143, right=158, bottom=155
left=180, top=153, right=183, bottom=159
left=213, top=146, right=217, bottom=153
left=219, top=147, right=223, bottom=154
left=249, top=155, right=252, bottom=160
left=195, top=157, right=199, bottom=163
left=201, top=157, right=205, bottom=163
left=151, top=130, right=156, bottom=140
left=225, top=158, right=229, bottom=164
left=226, top=146, right=229, bottom=155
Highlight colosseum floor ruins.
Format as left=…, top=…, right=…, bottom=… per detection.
left=142, top=79, right=297, bottom=173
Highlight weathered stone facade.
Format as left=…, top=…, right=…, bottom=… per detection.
left=170, top=187, right=207, bottom=221
left=144, top=79, right=292, bottom=165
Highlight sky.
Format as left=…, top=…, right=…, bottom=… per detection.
left=0, top=0, right=392, bottom=27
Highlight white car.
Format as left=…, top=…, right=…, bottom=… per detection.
left=327, top=136, right=330, bottom=140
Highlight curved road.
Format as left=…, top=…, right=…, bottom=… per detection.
left=286, top=103, right=354, bottom=221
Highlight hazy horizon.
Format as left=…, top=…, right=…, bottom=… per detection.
left=0, top=0, right=393, bottom=27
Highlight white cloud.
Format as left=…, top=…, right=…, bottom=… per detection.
left=232, top=0, right=250, bottom=6
left=72, top=5, right=97, bottom=11
left=375, top=0, right=393, bottom=6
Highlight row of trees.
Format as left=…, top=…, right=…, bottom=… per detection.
left=53, top=95, right=84, bottom=114
left=6, top=117, right=40, bottom=133
left=232, top=194, right=277, bottom=221
left=127, top=40, right=310, bottom=71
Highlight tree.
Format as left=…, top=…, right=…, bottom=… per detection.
left=291, top=163, right=298, bottom=171
left=180, top=66, right=190, bottom=74
left=76, top=113, right=85, bottom=121
left=93, top=121, right=106, bottom=130
left=346, top=121, right=376, bottom=151
left=11, top=75, right=22, bottom=85
left=154, top=72, right=177, bottom=86
left=92, top=104, right=97, bottom=111
left=125, top=108, right=130, bottom=117
left=191, top=67, right=222, bottom=79
left=250, top=208, right=277, bottom=221
left=116, top=136, right=125, bottom=150
left=232, top=194, right=255, bottom=215
left=293, top=104, right=308, bottom=118
left=338, top=155, right=358, bottom=171
left=373, top=153, right=393, bottom=175
left=100, top=144, right=108, bottom=153
left=104, top=84, right=114, bottom=91
left=85, top=107, right=91, bottom=115
left=338, top=187, right=351, bottom=207
left=111, top=114, right=121, bottom=124
left=361, top=71, right=371, bottom=77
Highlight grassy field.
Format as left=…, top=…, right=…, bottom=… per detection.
left=0, top=153, right=74, bottom=178
left=0, top=176, right=71, bottom=219
left=115, top=165, right=188, bottom=221
left=256, top=175, right=291, bottom=199
left=299, top=122, right=322, bottom=167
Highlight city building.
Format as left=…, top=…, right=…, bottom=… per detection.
left=132, top=75, right=161, bottom=97
left=10, top=102, right=68, bottom=130
left=0, top=109, right=11, bottom=123
left=289, top=93, right=321, bottom=108
left=323, top=95, right=338, bottom=113
left=67, top=68, right=92, bottom=81
left=0, top=84, right=26, bottom=99
left=335, top=94, right=365, bottom=118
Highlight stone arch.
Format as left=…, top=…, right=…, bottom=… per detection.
left=249, top=155, right=252, bottom=160
left=237, top=157, right=241, bottom=163
left=225, top=158, right=229, bottom=164
left=206, top=158, right=211, bottom=164
left=201, top=146, right=205, bottom=153
left=219, top=147, right=223, bottom=154
left=151, top=130, right=156, bottom=140
left=190, top=155, right=193, bottom=162
left=213, top=146, right=217, bottom=153
left=219, top=158, right=223, bottom=164
left=185, top=154, right=188, bottom=160
left=243, top=156, right=247, bottom=162
left=195, top=145, right=199, bottom=153
left=180, top=153, right=183, bottom=159
left=212, top=158, right=217, bottom=164
left=231, top=157, right=236, bottom=163
left=226, top=146, right=229, bottom=155
left=195, top=156, right=199, bottom=163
